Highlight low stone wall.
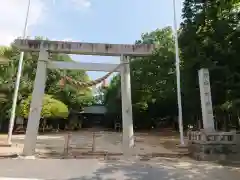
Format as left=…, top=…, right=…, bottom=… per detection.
left=187, top=130, right=240, bottom=161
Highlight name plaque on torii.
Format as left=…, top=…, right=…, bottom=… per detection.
left=13, top=39, right=156, bottom=56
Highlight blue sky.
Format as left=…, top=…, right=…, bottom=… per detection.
left=1, top=0, right=183, bottom=83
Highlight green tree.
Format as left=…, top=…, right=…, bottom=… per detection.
left=104, top=27, right=178, bottom=128
left=48, top=69, right=94, bottom=110
left=104, top=75, right=121, bottom=113
left=0, top=38, right=94, bottom=127
left=17, top=94, right=69, bottom=119
left=179, top=0, right=240, bottom=127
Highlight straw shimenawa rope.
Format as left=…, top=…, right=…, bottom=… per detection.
left=59, top=63, right=127, bottom=88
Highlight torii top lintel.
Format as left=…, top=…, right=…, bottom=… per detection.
left=13, top=39, right=155, bottom=56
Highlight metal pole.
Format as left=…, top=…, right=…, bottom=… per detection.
left=173, top=0, right=184, bottom=145
left=7, top=0, right=31, bottom=145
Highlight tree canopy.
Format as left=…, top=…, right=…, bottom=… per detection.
left=17, top=94, right=69, bottom=119
left=0, top=39, right=94, bottom=123
left=103, top=0, right=240, bottom=129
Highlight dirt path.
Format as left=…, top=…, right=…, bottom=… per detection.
left=0, top=130, right=187, bottom=159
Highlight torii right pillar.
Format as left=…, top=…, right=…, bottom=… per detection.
left=198, top=68, right=215, bottom=132
left=120, top=55, right=134, bottom=155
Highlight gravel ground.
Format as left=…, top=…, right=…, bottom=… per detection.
left=0, top=130, right=184, bottom=158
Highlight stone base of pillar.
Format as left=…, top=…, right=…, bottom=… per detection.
left=188, top=131, right=240, bottom=161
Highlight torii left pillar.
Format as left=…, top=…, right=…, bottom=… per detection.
left=22, top=48, right=48, bottom=156
left=120, top=55, right=134, bottom=155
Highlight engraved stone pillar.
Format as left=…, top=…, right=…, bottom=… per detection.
left=198, top=68, right=215, bottom=132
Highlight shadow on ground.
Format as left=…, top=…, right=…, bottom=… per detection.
left=58, top=159, right=240, bottom=180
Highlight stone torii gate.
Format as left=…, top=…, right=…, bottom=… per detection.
left=13, top=39, right=155, bottom=156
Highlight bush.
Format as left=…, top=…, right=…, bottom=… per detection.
left=18, top=94, right=69, bottom=119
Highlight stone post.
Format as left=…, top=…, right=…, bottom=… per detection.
left=120, top=55, right=134, bottom=155
left=198, top=68, right=215, bottom=132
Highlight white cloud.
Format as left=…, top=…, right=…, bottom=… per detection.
left=0, top=0, right=91, bottom=46
left=0, top=0, right=47, bottom=46
left=70, top=0, right=91, bottom=9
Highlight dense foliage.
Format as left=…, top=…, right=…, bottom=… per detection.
left=17, top=94, right=69, bottom=119
left=0, top=40, right=94, bottom=127
left=103, top=0, right=240, bottom=130
left=179, top=0, right=240, bottom=129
